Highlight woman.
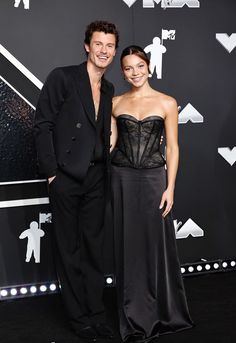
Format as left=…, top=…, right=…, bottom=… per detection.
left=111, top=46, right=193, bottom=343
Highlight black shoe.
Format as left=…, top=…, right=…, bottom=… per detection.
left=93, top=323, right=114, bottom=339
left=76, top=325, right=97, bottom=341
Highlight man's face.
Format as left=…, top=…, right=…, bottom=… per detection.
left=85, top=31, right=116, bottom=70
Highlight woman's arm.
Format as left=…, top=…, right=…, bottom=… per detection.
left=110, top=96, right=120, bottom=152
left=159, top=97, right=179, bottom=217
left=110, top=114, right=118, bottom=152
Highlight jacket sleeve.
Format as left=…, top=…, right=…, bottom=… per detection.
left=34, top=68, right=67, bottom=177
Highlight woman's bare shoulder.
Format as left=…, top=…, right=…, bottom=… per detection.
left=112, top=95, right=122, bottom=111
left=154, top=90, right=176, bottom=104
left=153, top=90, right=177, bottom=111
left=112, top=95, right=121, bottom=102
left=112, top=93, right=129, bottom=115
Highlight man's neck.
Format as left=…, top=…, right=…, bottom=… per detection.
left=87, top=61, right=105, bottom=86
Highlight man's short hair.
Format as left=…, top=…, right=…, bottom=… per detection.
left=84, top=21, right=119, bottom=48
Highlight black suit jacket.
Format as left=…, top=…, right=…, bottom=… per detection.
left=34, top=62, right=114, bottom=181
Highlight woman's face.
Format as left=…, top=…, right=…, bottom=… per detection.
left=122, top=54, right=149, bottom=88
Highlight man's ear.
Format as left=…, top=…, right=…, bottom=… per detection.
left=84, top=44, right=89, bottom=53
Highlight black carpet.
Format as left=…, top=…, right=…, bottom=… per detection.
left=0, top=271, right=236, bottom=343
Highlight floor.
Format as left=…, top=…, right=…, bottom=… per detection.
left=0, top=271, right=235, bottom=343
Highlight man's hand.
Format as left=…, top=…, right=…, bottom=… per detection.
left=48, top=175, right=56, bottom=184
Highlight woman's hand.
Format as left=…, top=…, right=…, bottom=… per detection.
left=159, top=188, right=174, bottom=217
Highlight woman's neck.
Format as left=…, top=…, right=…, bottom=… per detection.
left=129, top=82, right=154, bottom=98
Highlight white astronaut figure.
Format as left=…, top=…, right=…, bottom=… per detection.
left=19, top=221, right=45, bottom=263
left=144, top=37, right=167, bottom=79
left=14, top=0, right=30, bottom=10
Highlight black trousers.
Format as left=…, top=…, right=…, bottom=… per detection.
left=49, top=163, right=106, bottom=331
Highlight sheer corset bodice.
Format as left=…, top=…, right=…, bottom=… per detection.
left=112, top=114, right=166, bottom=169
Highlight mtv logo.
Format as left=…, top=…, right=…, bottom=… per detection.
left=178, top=103, right=204, bottom=124
left=218, top=147, right=236, bottom=166
left=162, top=29, right=176, bottom=40
left=122, top=0, right=200, bottom=8
left=174, top=218, right=204, bottom=239
left=39, top=213, right=52, bottom=224
left=216, top=33, right=236, bottom=53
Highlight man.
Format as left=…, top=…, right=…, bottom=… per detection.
left=34, top=21, right=119, bottom=340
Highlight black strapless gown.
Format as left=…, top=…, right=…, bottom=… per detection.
left=111, top=115, right=193, bottom=342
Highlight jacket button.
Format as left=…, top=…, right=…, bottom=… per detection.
left=66, top=149, right=71, bottom=154
left=76, top=122, right=82, bottom=129
left=71, top=136, right=76, bottom=141
left=62, top=162, right=66, bottom=167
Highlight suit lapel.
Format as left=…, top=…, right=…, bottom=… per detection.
left=71, top=62, right=112, bottom=131
left=100, top=80, right=113, bottom=150
left=72, top=62, right=96, bottom=127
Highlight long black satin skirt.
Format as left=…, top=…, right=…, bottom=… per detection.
left=111, top=165, right=193, bottom=342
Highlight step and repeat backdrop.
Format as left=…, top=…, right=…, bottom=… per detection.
left=0, top=0, right=235, bottom=290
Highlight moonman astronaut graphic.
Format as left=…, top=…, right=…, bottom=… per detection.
left=14, top=0, right=30, bottom=10
left=144, top=37, right=166, bottom=79
left=19, top=221, right=45, bottom=263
